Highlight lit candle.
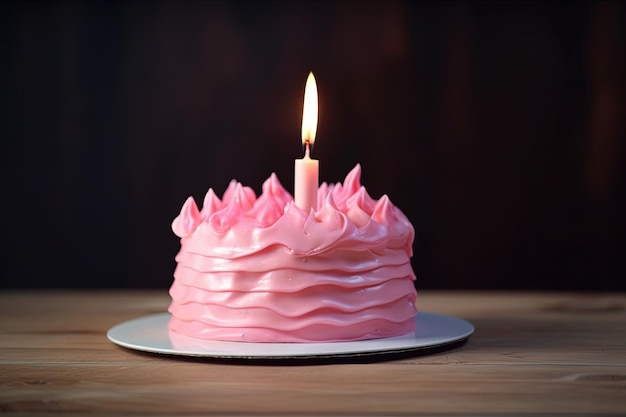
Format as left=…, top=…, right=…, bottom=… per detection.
left=294, top=72, right=319, bottom=212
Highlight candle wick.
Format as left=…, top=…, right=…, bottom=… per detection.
left=304, top=140, right=311, bottom=158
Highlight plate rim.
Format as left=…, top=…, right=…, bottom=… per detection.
left=107, top=311, right=474, bottom=359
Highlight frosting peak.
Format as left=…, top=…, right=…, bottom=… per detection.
left=171, top=197, right=201, bottom=238
left=171, top=165, right=415, bottom=258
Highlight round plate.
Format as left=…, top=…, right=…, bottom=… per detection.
left=107, top=312, right=474, bottom=359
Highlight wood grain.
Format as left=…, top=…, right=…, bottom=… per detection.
left=1, top=290, right=625, bottom=416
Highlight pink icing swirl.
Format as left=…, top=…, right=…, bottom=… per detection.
left=168, top=164, right=418, bottom=342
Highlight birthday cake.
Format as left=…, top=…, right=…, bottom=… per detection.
left=168, top=164, right=418, bottom=342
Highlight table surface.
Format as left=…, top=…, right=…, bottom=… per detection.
left=1, top=290, right=625, bottom=416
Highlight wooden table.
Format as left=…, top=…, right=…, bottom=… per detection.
left=1, top=290, right=625, bottom=416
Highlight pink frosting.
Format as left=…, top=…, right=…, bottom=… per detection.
left=168, top=164, right=418, bottom=342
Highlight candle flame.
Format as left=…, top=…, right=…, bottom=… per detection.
left=301, top=71, right=318, bottom=147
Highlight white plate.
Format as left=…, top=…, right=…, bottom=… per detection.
left=107, top=312, right=474, bottom=360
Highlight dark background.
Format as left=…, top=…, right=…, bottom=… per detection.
left=1, top=1, right=624, bottom=291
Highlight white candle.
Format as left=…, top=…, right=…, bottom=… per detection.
left=295, top=72, right=319, bottom=212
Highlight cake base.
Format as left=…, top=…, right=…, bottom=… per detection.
left=107, top=312, right=474, bottom=359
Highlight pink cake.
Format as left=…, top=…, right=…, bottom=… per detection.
left=168, top=164, right=418, bottom=342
